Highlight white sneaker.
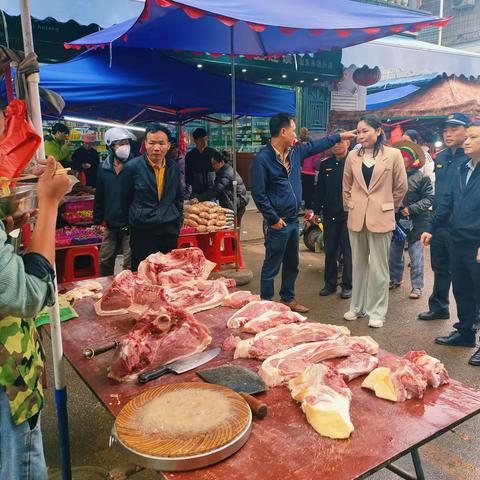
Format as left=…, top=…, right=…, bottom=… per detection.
left=368, top=318, right=384, bottom=328
left=343, top=310, right=366, bottom=321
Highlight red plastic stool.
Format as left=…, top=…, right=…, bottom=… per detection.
left=62, top=246, right=100, bottom=283
left=177, top=235, right=199, bottom=249
left=210, top=230, right=243, bottom=272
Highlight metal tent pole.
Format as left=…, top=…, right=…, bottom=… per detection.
left=230, top=25, right=239, bottom=271
left=20, top=1, right=72, bottom=479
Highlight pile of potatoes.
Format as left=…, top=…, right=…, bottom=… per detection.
left=183, top=201, right=231, bottom=232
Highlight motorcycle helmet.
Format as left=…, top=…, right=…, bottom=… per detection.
left=104, top=127, right=136, bottom=147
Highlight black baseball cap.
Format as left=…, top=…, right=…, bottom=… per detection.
left=444, top=113, right=470, bottom=127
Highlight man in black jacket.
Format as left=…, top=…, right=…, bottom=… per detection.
left=121, top=124, right=183, bottom=270
left=314, top=131, right=352, bottom=299
left=185, top=128, right=217, bottom=197
left=94, top=127, right=135, bottom=275
left=421, top=122, right=480, bottom=366
left=192, top=150, right=249, bottom=226
left=418, top=113, right=470, bottom=321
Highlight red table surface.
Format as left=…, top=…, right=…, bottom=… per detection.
left=55, top=278, right=480, bottom=480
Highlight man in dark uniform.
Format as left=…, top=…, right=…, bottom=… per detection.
left=421, top=121, right=480, bottom=366
left=314, top=130, right=352, bottom=299
left=418, top=113, right=470, bottom=321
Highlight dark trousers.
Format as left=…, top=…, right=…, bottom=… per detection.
left=428, top=226, right=452, bottom=315
left=261, top=220, right=299, bottom=302
left=301, top=173, right=315, bottom=210
left=451, top=243, right=480, bottom=338
left=323, top=218, right=352, bottom=290
left=130, top=222, right=179, bottom=271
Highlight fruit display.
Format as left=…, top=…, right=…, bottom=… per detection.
left=56, top=226, right=104, bottom=247
left=62, top=195, right=94, bottom=225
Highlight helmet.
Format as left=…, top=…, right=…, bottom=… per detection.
left=104, top=127, right=136, bottom=147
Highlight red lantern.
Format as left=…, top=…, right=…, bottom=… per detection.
left=352, top=66, right=381, bottom=87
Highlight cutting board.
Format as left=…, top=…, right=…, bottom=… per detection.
left=115, top=382, right=251, bottom=459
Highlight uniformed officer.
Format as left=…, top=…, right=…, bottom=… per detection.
left=313, top=130, right=352, bottom=299
left=421, top=121, right=480, bottom=366
left=418, top=113, right=470, bottom=321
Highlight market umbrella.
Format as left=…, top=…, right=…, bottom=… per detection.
left=68, top=0, right=447, bottom=269
left=18, top=1, right=72, bottom=479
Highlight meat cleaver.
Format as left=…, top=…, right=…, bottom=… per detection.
left=197, top=365, right=268, bottom=419
left=138, top=348, right=221, bottom=384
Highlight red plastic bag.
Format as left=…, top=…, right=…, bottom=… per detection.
left=0, top=100, right=41, bottom=179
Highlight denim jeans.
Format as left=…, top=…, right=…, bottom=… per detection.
left=0, top=388, right=47, bottom=480
left=389, top=239, right=424, bottom=289
left=260, top=220, right=299, bottom=301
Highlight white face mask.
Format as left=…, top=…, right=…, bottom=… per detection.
left=115, top=144, right=131, bottom=161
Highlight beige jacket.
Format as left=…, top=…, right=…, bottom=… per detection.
left=343, top=146, right=408, bottom=233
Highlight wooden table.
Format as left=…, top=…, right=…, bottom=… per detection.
left=56, top=278, right=480, bottom=480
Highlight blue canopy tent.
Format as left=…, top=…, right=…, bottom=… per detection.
left=67, top=0, right=446, bottom=271
left=366, top=84, right=420, bottom=111
left=38, top=47, right=296, bottom=123
left=66, top=0, right=447, bottom=55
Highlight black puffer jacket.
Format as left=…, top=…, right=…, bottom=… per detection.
left=196, top=164, right=249, bottom=210
left=398, top=169, right=434, bottom=242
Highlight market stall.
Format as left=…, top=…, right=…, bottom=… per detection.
left=52, top=274, right=480, bottom=480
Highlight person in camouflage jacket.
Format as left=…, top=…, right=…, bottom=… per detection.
left=0, top=106, right=72, bottom=480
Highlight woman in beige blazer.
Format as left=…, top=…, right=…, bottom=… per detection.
left=342, top=114, right=408, bottom=327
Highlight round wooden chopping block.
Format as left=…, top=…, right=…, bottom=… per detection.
left=115, top=382, right=251, bottom=459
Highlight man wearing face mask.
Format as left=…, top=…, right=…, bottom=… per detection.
left=93, top=128, right=135, bottom=276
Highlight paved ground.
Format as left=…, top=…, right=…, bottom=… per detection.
left=42, top=209, right=480, bottom=479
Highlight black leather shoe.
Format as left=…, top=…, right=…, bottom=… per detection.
left=340, top=288, right=352, bottom=299
left=418, top=311, right=450, bottom=321
left=435, top=331, right=476, bottom=347
left=319, top=286, right=337, bottom=296
left=468, top=348, right=480, bottom=366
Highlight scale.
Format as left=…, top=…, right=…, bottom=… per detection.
left=110, top=382, right=252, bottom=471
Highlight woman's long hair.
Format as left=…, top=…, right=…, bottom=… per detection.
left=359, top=114, right=385, bottom=158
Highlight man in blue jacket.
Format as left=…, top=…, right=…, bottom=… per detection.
left=251, top=113, right=356, bottom=313
left=121, top=124, right=183, bottom=271
left=421, top=122, right=480, bottom=366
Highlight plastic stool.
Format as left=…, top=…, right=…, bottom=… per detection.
left=210, top=230, right=243, bottom=272
left=62, top=246, right=100, bottom=283
left=177, top=235, right=199, bottom=249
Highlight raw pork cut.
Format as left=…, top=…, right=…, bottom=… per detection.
left=222, top=334, right=241, bottom=352
left=362, top=359, right=427, bottom=402
left=259, top=337, right=353, bottom=387
left=403, top=351, right=449, bottom=388
left=222, top=291, right=260, bottom=309
left=108, top=307, right=211, bottom=382
left=130, top=280, right=229, bottom=315
left=226, top=301, right=291, bottom=329
left=234, top=323, right=350, bottom=360
left=138, top=247, right=216, bottom=285
left=347, top=336, right=379, bottom=355
left=336, top=353, right=379, bottom=382
left=288, top=364, right=353, bottom=439
left=97, top=277, right=229, bottom=317
left=95, top=270, right=146, bottom=316
left=242, top=310, right=307, bottom=334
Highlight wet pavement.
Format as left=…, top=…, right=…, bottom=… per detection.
left=42, top=209, right=480, bottom=479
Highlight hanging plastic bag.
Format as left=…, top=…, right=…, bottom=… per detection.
left=0, top=99, right=41, bottom=179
